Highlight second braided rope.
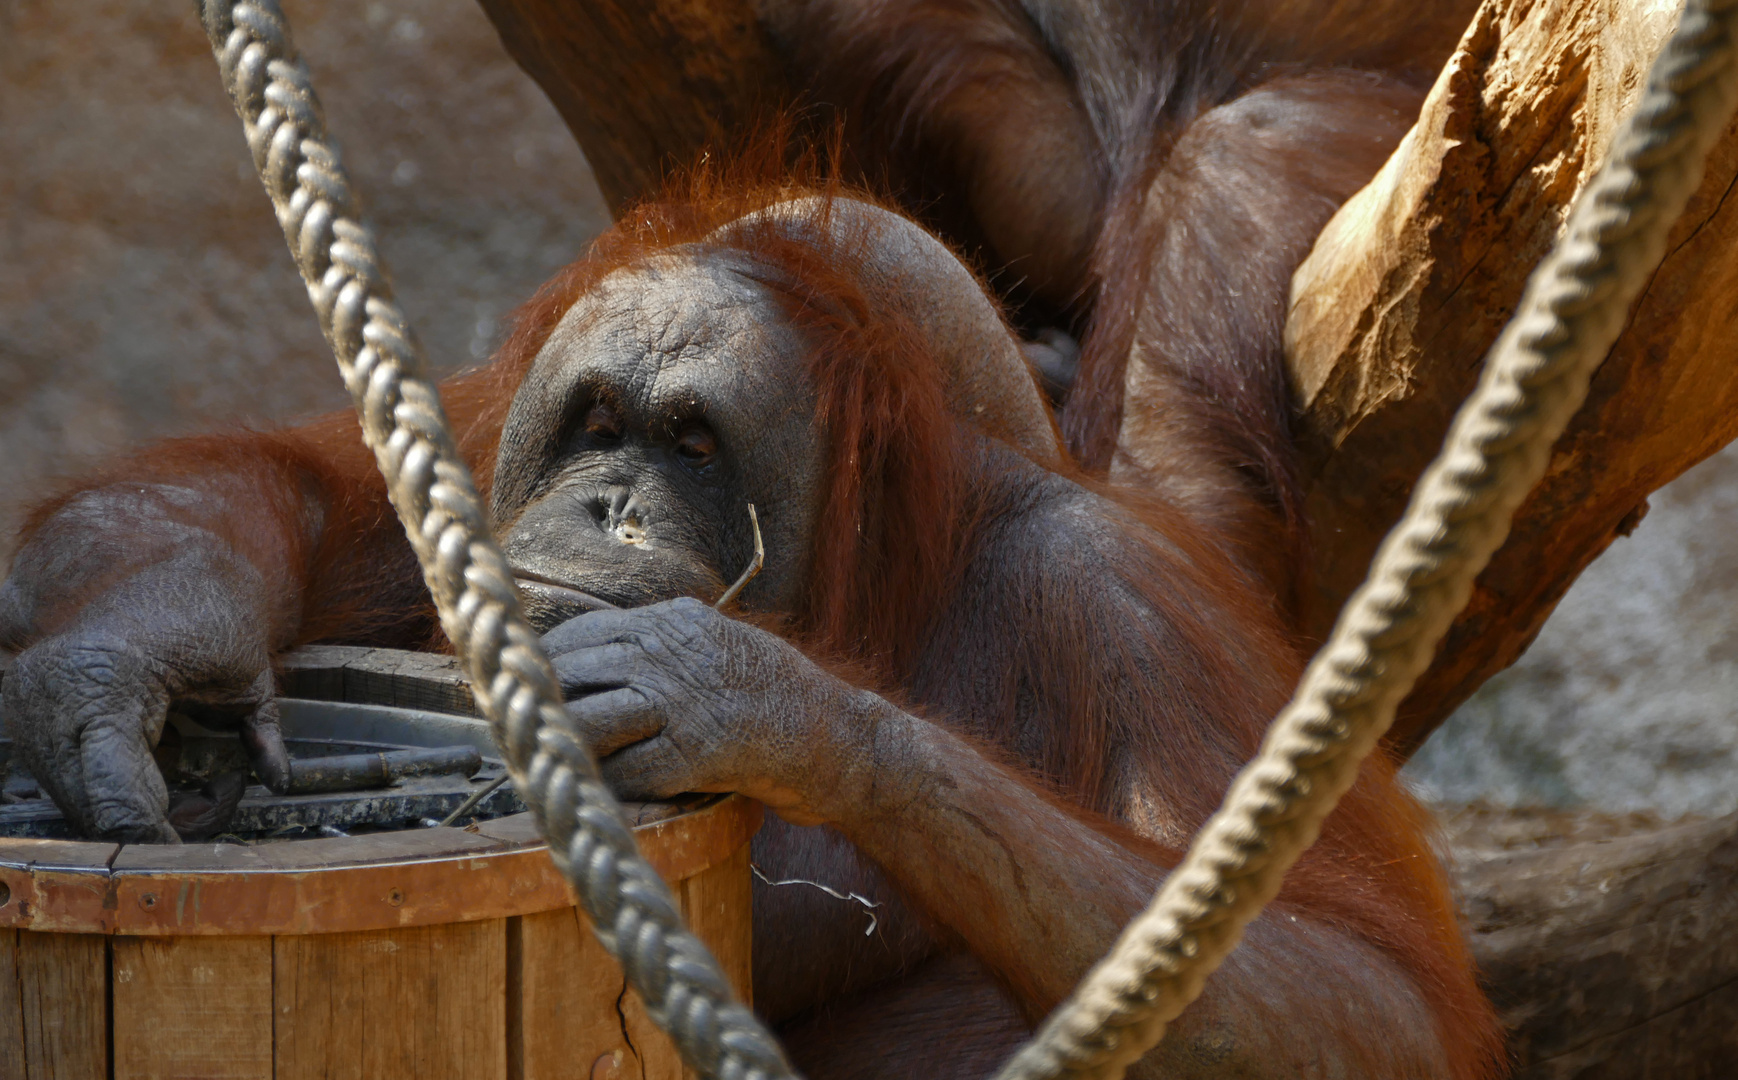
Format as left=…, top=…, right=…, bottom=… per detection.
left=995, top=1, right=1738, bottom=1076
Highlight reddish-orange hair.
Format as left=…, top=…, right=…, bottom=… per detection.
left=6, top=131, right=1495, bottom=1079
left=487, top=143, right=978, bottom=676
left=482, top=143, right=1497, bottom=1078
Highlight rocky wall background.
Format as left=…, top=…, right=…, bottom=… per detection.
left=0, top=0, right=609, bottom=553
left=2, top=0, right=1733, bottom=821
left=1405, top=441, right=1738, bottom=818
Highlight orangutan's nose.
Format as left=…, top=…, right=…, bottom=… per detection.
left=597, top=485, right=650, bottom=545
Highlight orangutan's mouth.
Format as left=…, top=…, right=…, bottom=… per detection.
left=511, top=569, right=622, bottom=632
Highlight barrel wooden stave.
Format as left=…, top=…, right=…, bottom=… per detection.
left=0, top=797, right=759, bottom=1080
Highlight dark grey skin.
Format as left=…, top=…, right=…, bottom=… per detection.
left=498, top=250, right=828, bottom=627
left=0, top=483, right=299, bottom=843
left=0, top=206, right=1455, bottom=1076
left=499, top=246, right=1445, bottom=1077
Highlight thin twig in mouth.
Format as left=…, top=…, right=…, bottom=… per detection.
left=513, top=502, right=761, bottom=616
left=714, top=503, right=764, bottom=610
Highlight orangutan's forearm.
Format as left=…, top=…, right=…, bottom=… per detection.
left=0, top=474, right=311, bottom=652
left=828, top=713, right=1459, bottom=1077
left=830, top=711, right=1158, bottom=1010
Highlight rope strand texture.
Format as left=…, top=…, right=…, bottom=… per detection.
left=192, top=3, right=794, bottom=1077
left=196, top=0, right=1736, bottom=1074
left=994, top=2, right=1738, bottom=1077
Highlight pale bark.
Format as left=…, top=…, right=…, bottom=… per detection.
left=1287, top=0, right=1738, bottom=753
left=1448, top=808, right=1738, bottom=1077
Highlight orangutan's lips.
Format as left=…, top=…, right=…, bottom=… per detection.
left=510, top=569, right=622, bottom=626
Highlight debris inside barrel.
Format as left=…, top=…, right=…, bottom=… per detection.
left=287, top=746, right=484, bottom=794
left=0, top=700, right=525, bottom=842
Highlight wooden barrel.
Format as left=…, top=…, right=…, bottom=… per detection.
left=0, top=647, right=761, bottom=1080
left=0, top=797, right=759, bottom=1080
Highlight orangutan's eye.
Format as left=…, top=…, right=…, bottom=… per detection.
left=675, top=425, right=717, bottom=467
left=584, top=403, right=623, bottom=444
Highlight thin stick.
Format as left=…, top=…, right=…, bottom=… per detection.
left=714, top=503, right=763, bottom=610
left=451, top=506, right=756, bottom=827
left=438, top=772, right=512, bottom=827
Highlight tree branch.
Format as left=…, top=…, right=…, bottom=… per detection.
left=473, top=0, right=791, bottom=213
left=1286, top=0, right=1738, bottom=754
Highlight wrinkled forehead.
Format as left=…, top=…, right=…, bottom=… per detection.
left=533, top=249, right=808, bottom=400
left=493, top=247, right=824, bottom=518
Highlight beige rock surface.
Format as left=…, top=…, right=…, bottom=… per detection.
left=1409, top=441, right=1738, bottom=816
left=0, top=0, right=608, bottom=557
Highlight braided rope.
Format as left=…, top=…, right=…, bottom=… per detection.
left=192, top=4, right=794, bottom=1077
left=994, top=1, right=1738, bottom=1076
left=196, top=0, right=1736, bottom=1074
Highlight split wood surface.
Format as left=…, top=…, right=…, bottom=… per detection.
left=1448, top=807, right=1738, bottom=1078
left=1289, top=0, right=1738, bottom=753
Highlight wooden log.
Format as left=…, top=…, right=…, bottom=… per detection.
left=1286, top=0, right=1738, bottom=753
left=1450, top=808, right=1738, bottom=1077
left=472, top=0, right=791, bottom=214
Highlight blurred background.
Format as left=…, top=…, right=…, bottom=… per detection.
left=1406, top=440, right=1738, bottom=820
left=3, top=0, right=1734, bottom=822
left=0, top=0, right=609, bottom=548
